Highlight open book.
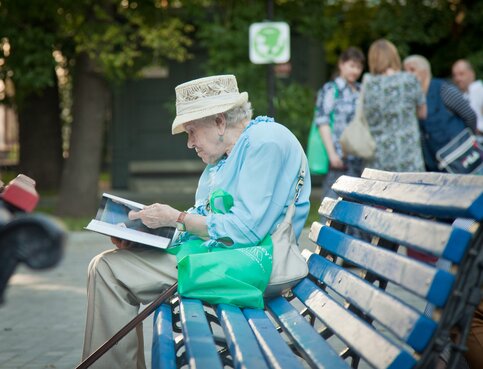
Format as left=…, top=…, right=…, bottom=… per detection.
left=85, top=193, right=179, bottom=249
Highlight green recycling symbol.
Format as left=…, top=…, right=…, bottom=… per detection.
left=253, top=26, right=286, bottom=59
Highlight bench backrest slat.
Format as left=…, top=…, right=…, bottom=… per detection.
left=307, top=254, right=437, bottom=352
left=362, top=168, right=483, bottom=187
left=179, top=298, right=224, bottom=369
left=267, top=297, right=350, bottom=369
left=319, top=197, right=466, bottom=261
left=216, top=304, right=271, bottom=369
left=311, top=224, right=455, bottom=307
left=294, top=278, right=417, bottom=369
left=152, top=304, right=176, bottom=369
left=243, top=308, right=306, bottom=369
left=332, top=176, right=483, bottom=220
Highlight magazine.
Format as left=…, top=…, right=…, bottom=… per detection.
left=85, top=193, right=179, bottom=249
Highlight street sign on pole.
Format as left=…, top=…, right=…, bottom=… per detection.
left=249, top=22, right=290, bottom=64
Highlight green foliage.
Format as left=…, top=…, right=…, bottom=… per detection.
left=0, top=0, right=194, bottom=101
left=189, top=0, right=315, bottom=144
left=64, top=0, right=194, bottom=81
left=274, top=81, right=314, bottom=148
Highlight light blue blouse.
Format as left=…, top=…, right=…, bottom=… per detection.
left=189, top=116, right=311, bottom=247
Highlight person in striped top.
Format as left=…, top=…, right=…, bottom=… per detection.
left=403, top=55, right=477, bottom=172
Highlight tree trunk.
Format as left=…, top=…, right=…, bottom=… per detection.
left=56, top=53, right=110, bottom=217
left=17, top=77, right=63, bottom=191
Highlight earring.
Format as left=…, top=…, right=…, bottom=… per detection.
left=218, top=134, right=224, bottom=142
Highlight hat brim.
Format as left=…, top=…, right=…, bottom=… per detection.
left=171, top=92, right=248, bottom=135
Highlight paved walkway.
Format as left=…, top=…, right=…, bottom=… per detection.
left=0, top=232, right=112, bottom=369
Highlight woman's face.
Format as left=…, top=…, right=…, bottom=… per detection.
left=184, top=119, right=226, bottom=165
left=339, top=60, right=363, bottom=84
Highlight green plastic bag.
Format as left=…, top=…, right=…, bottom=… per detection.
left=307, top=121, right=329, bottom=175
left=167, top=190, right=273, bottom=309
left=306, top=83, right=339, bottom=175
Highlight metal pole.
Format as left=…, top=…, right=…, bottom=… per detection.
left=267, top=0, right=275, bottom=117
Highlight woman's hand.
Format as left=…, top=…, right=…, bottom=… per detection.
left=329, top=153, right=344, bottom=169
left=128, top=203, right=179, bottom=229
left=110, top=237, right=132, bottom=249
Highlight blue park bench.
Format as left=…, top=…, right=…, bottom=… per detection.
left=151, top=168, right=483, bottom=369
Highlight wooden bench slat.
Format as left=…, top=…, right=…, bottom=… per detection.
left=332, top=176, right=483, bottom=221
left=307, top=254, right=437, bottom=352
left=294, top=279, right=417, bottom=369
left=362, top=168, right=483, bottom=187
left=179, top=298, right=224, bottom=369
left=320, top=198, right=450, bottom=260
left=216, top=304, right=270, bottom=369
left=267, top=297, right=350, bottom=369
left=310, top=224, right=455, bottom=307
left=152, top=304, right=176, bottom=369
left=243, top=308, right=306, bottom=369
left=319, top=197, right=475, bottom=263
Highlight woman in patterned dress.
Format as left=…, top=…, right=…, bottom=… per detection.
left=362, top=39, right=427, bottom=172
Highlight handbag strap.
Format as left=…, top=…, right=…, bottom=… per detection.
left=294, top=153, right=307, bottom=203
left=282, top=153, right=307, bottom=224
left=329, top=81, right=339, bottom=130
left=355, top=74, right=367, bottom=116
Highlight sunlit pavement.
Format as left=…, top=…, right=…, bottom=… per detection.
left=0, top=232, right=111, bottom=369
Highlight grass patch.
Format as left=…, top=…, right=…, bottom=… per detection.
left=304, top=201, right=320, bottom=228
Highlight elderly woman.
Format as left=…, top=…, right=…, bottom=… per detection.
left=82, top=75, right=311, bottom=369
left=362, top=39, right=427, bottom=172
left=403, top=55, right=477, bottom=172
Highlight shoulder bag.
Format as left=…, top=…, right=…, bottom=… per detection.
left=265, top=154, right=309, bottom=297
left=340, top=76, right=376, bottom=160
left=436, top=127, right=483, bottom=174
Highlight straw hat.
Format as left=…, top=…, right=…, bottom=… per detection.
left=171, top=75, right=248, bottom=135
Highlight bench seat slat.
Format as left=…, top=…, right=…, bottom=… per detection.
left=267, top=297, right=349, bottom=369
left=293, top=279, right=416, bottom=369
left=179, top=298, right=223, bottom=369
left=362, top=168, right=483, bottom=187
left=311, top=224, right=455, bottom=307
left=332, top=176, right=483, bottom=221
left=152, top=304, right=176, bottom=369
left=216, top=304, right=270, bottom=369
left=308, top=254, right=436, bottom=352
left=243, top=308, right=305, bottom=369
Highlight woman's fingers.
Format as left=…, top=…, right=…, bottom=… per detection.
left=110, top=237, right=132, bottom=249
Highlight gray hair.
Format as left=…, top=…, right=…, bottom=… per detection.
left=223, top=102, right=253, bottom=126
left=195, top=101, right=253, bottom=127
left=403, top=55, right=432, bottom=77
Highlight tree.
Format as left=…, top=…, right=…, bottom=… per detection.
left=55, top=0, right=193, bottom=217
left=0, top=1, right=64, bottom=190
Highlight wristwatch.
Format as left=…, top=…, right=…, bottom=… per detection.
left=176, top=211, right=187, bottom=231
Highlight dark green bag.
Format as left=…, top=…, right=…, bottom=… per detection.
left=167, top=190, right=273, bottom=309
left=306, top=82, right=339, bottom=175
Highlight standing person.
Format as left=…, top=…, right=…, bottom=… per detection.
left=452, top=59, right=483, bottom=135
left=362, top=39, right=427, bottom=172
left=404, top=55, right=477, bottom=172
left=314, top=46, right=365, bottom=199
left=81, top=75, right=311, bottom=369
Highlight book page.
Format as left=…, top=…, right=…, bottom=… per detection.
left=85, top=193, right=178, bottom=249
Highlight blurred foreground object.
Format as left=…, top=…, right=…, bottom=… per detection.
left=0, top=174, right=65, bottom=304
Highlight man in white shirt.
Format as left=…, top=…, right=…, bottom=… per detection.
left=452, top=59, right=483, bottom=135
